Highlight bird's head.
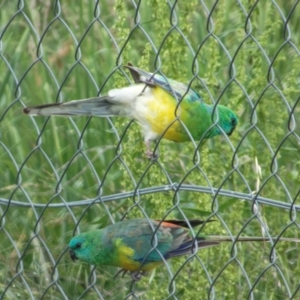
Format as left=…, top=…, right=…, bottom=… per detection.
left=69, top=232, right=99, bottom=264
left=208, top=105, right=238, bottom=138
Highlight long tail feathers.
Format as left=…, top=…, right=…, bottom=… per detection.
left=206, top=236, right=300, bottom=243
left=168, top=235, right=300, bottom=259
left=23, top=96, right=115, bottom=116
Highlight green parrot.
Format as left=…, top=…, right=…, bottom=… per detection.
left=68, top=218, right=286, bottom=281
left=23, top=64, right=238, bottom=157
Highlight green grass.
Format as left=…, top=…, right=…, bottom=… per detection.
left=1, top=0, right=300, bottom=299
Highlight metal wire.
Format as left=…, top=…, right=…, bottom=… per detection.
left=1, top=0, right=300, bottom=299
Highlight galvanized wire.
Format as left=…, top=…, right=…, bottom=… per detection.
left=1, top=0, right=300, bottom=299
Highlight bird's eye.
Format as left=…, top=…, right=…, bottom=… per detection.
left=75, top=242, right=82, bottom=249
left=231, top=117, right=237, bottom=126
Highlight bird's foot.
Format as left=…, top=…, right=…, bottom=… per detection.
left=145, top=141, right=159, bottom=160
left=114, top=269, right=128, bottom=279
left=130, top=271, right=147, bottom=281
left=114, top=269, right=146, bottom=282
left=145, top=150, right=159, bottom=160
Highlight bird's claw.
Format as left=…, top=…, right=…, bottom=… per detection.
left=130, top=271, right=143, bottom=281
left=145, top=150, right=159, bottom=160
left=130, top=271, right=149, bottom=281
left=114, top=269, right=146, bottom=282
left=114, top=269, right=128, bottom=279
left=145, top=141, right=159, bottom=160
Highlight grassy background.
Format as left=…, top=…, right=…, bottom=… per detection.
left=1, top=0, right=300, bottom=299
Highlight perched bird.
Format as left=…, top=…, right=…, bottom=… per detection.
left=23, top=64, right=238, bottom=157
left=68, top=218, right=284, bottom=281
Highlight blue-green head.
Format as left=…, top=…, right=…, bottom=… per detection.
left=207, top=105, right=238, bottom=138
left=69, top=231, right=102, bottom=265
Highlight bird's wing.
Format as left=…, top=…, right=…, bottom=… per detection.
left=125, top=64, right=202, bottom=102
left=109, top=219, right=216, bottom=263
left=135, top=220, right=218, bottom=260
left=111, top=219, right=184, bottom=263
left=117, top=219, right=207, bottom=263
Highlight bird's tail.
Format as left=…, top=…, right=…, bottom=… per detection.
left=205, top=235, right=300, bottom=243
left=23, top=96, right=116, bottom=117
left=167, top=235, right=300, bottom=258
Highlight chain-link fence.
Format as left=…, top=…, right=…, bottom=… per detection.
left=1, top=0, right=300, bottom=299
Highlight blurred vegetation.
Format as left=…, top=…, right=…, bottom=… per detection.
left=0, top=0, right=300, bottom=299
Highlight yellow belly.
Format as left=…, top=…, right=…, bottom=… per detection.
left=113, top=239, right=163, bottom=272
left=139, top=86, right=185, bottom=142
left=118, top=257, right=163, bottom=272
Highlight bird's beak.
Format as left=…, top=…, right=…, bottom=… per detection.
left=227, top=126, right=236, bottom=136
left=69, top=249, right=78, bottom=261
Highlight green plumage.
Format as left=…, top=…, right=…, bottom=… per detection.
left=69, top=219, right=218, bottom=277
left=23, top=64, right=238, bottom=157
left=69, top=218, right=298, bottom=280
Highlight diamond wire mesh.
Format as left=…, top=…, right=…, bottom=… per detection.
left=0, top=0, right=300, bottom=299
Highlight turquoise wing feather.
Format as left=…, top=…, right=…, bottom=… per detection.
left=125, top=65, right=202, bottom=102
left=101, top=219, right=187, bottom=263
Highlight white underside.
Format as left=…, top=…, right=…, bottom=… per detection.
left=109, top=84, right=161, bottom=141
